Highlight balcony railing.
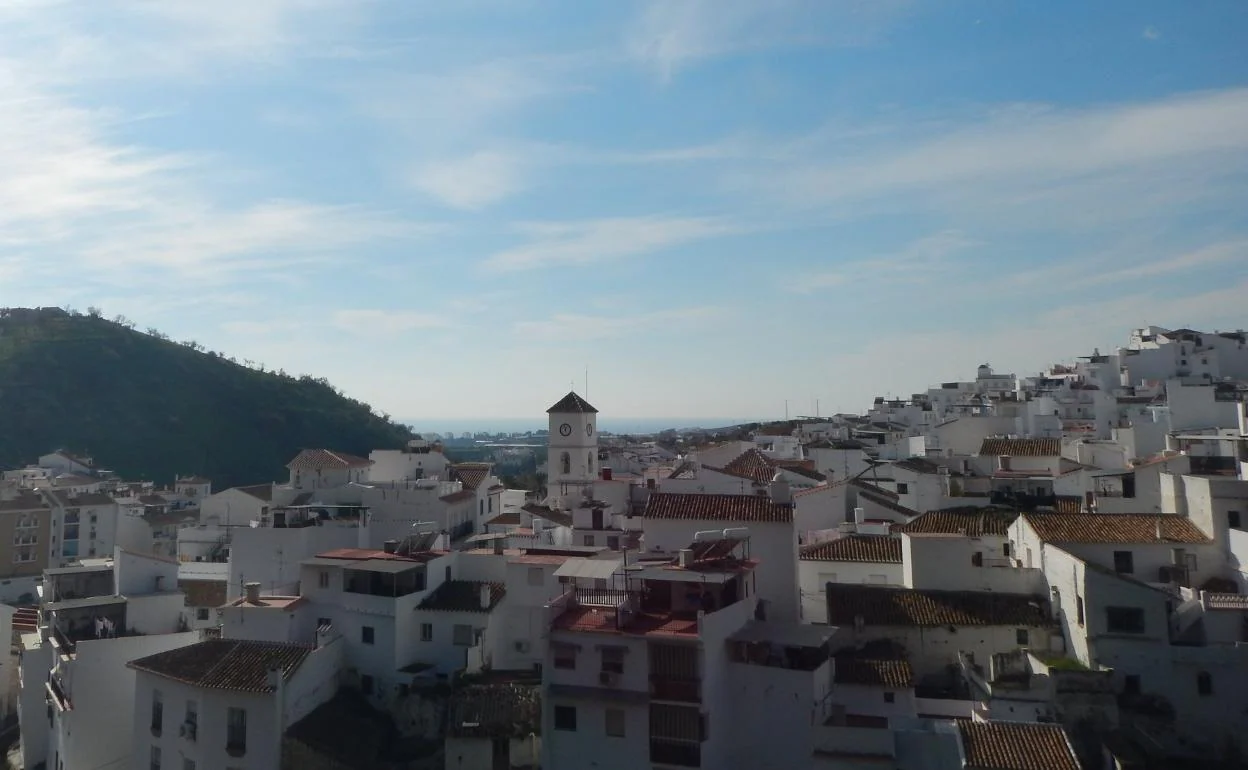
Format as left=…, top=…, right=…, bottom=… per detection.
left=650, top=677, right=701, bottom=703
left=650, top=739, right=700, bottom=767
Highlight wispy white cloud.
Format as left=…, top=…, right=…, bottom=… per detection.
left=484, top=216, right=738, bottom=272
left=514, top=306, right=722, bottom=343
left=410, top=151, right=525, bottom=210
left=625, top=0, right=912, bottom=82
left=791, top=230, right=975, bottom=293
left=332, top=309, right=448, bottom=334
left=1142, top=26, right=1161, bottom=41
left=1082, top=239, right=1248, bottom=287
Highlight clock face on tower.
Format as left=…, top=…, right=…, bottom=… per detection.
left=559, top=423, right=572, bottom=437
left=586, top=423, right=593, bottom=436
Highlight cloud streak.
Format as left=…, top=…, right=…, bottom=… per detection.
left=484, top=216, right=738, bottom=272
left=514, top=306, right=721, bottom=343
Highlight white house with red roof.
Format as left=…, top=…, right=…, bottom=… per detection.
left=286, top=448, right=374, bottom=490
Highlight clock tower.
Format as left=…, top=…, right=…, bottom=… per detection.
left=546, top=391, right=599, bottom=508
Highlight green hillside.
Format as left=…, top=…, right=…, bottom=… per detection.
left=0, top=307, right=414, bottom=488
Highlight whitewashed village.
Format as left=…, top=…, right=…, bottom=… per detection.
left=0, top=324, right=1246, bottom=770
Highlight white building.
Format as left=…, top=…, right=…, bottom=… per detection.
left=128, top=635, right=343, bottom=770
left=799, top=535, right=903, bottom=623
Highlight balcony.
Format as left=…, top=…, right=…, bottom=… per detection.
left=650, top=677, right=700, bottom=703
left=650, top=739, right=700, bottom=767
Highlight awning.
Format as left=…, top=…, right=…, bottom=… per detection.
left=553, top=558, right=623, bottom=580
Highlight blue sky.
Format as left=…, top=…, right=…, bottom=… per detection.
left=1, top=1, right=1247, bottom=422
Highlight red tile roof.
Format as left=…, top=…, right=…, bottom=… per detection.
left=418, top=581, right=505, bottom=612
left=235, top=483, right=273, bottom=501
left=486, top=511, right=522, bottom=527
left=440, top=489, right=476, bottom=504
left=644, top=492, right=793, bottom=523
left=551, top=606, right=699, bottom=637
left=801, top=535, right=902, bottom=563
left=316, top=547, right=445, bottom=562
left=1023, top=512, right=1211, bottom=544
left=128, top=639, right=311, bottom=693
left=720, top=449, right=827, bottom=483
left=827, top=584, right=1051, bottom=627
left=958, top=721, right=1081, bottom=770
left=547, top=391, right=597, bottom=414
left=896, top=508, right=1018, bottom=537
left=451, top=463, right=493, bottom=491
left=834, top=657, right=914, bottom=687
left=286, top=449, right=373, bottom=471
left=979, top=437, right=1061, bottom=457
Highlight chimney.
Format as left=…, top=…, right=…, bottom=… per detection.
left=769, top=470, right=792, bottom=505
left=853, top=507, right=865, bottom=525
left=383, top=539, right=398, bottom=554
left=677, top=548, right=693, bottom=568
left=245, top=581, right=261, bottom=604
left=479, top=584, right=492, bottom=610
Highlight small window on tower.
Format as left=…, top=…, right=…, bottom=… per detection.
left=560, top=452, right=571, bottom=475
left=588, top=452, right=594, bottom=473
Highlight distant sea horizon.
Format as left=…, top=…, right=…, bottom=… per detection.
left=398, top=417, right=773, bottom=437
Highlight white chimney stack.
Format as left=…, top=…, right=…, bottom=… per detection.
left=245, top=581, right=261, bottom=604
left=853, top=507, right=865, bottom=525
left=769, top=470, right=792, bottom=506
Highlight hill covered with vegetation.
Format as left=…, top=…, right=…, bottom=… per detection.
left=0, top=307, right=414, bottom=488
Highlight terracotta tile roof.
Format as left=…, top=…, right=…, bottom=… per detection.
left=286, top=449, right=373, bottom=471
left=720, top=449, right=828, bottom=484
left=486, top=511, right=522, bottom=527
left=958, top=721, right=1081, bottom=770
left=235, top=483, right=274, bottom=501
left=793, top=482, right=838, bottom=498
left=801, top=535, right=902, bottom=563
left=896, top=508, right=1018, bottom=537
left=138, top=494, right=169, bottom=506
left=666, top=461, right=698, bottom=480
left=644, top=492, right=793, bottom=523
left=1023, top=512, right=1211, bottom=544
left=979, top=437, right=1061, bottom=457
left=43, top=490, right=116, bottom=507
left=850, top=478, right=898, bottom=500
left=834, top=657, right=914, bottom=687
left=451, top=463, right=493, bottom=491
left=856, top=490, right=920, bottom=519
left=547, top=391, right=597, bottom=414
left=418, top=580, right=505, bottom=612
left=440, top=489, right=476, bottom=504
left=827, top=584, right=1051, bottom=627
left=524, top=504, right=573, bottom=528
left=894, top=457, right=943, bottom=475
left=0, top=493, right=50, bottom=512
left=128, top=639, right=311, bottom=693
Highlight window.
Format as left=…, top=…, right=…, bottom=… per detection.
left=601, top=646, right=625, bottom=674
left=584, top=535, right=595, bottom=547
left=588, top=452, right=594, bottom=473
left=1230, top=510, right=1242, bottom=529
left=182, top=759, right=195, bottom=770
left=1105, top=606, right=1146, bottom=634
left=1016, top=629, right=1029, bottom=646
left=560, top=452, right=571, bottom=475
left=605, top=707, right=625, bottom=737
left=1076, top=596, right=1085, bottom=626
left=553, top=705, right=577, bottom=731
left=362, top=626, right=374, bottom=645
left=1112, top=550, right=1134, bottom=574
left=553, top=643, right=576, bottom=669
left=1002, top=542, right=1012, bottom=558
left=150, top=745, right=161, bottom=770
left=883, top=692, right=895, bottom=704
left=318, top=570, right=330, bottom=589
left=151, top=690, right=163, bottom=734
left=608, top=536, right=620, bottom=550
left=527, top=567, right=544, bottom=587
left=185, top=700, right=197, bottom=737
left=420, top=623, right=433, bottom=642
left=317, top=617, right=331, bottom=629
left=226, top=707, right=247, bottom=755
left=453, top=624, right=474, bottom=646
left=195, top=608, right=210, bottom=621
left=896, top=482, right=909, bottom=495
left=361, top=675, right=374, bottom=696
left=1196, top=671, right=1213, bottom=696
left=971, top=551, right=983, bottom=567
